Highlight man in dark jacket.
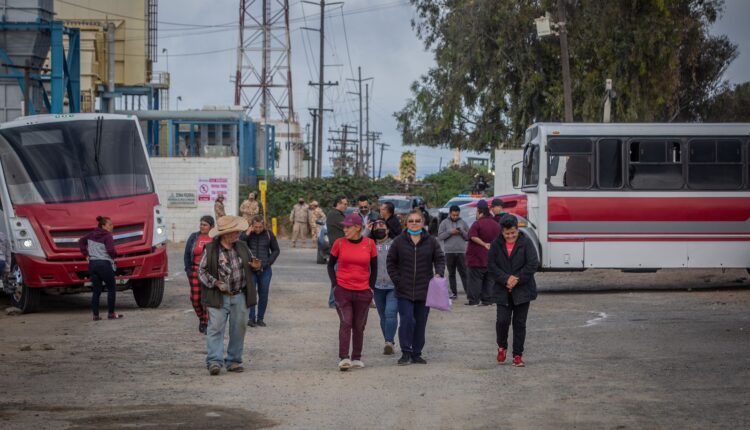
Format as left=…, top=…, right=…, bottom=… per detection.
left=326, top=195, right=348, bottom=245
left=325, top=195, right=348, bottom=308
left=386, top=210, right=445, bottom=365
left=491, top=198, right=507, bottom=223
left=465, top=200, right=501, bottom=306
left=240, top=216, right=280, bottom=327
left=380, top=201, right=402, bottom=238
left=487, top=214, right=539, bottom=368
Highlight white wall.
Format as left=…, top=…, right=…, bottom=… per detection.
left=150, top=157, right=240, bottom=243
left=494, top=149, right=523, bottom=195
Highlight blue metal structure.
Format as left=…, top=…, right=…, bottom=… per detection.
left=0, top=20, right=80, bottom=115
left=123, top=110, right=275, bottom=185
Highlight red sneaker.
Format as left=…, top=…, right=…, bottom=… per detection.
left=496, top=347, right=507, bottom=363
left=512, top=355, right=525, bottom=367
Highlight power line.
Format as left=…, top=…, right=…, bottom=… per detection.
left=56, top=0, right=237, bottom=28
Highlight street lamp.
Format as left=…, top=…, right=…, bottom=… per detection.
left=535, top=1, right=573, bottom=122
left=176, top=95, right=182, bottom=111
left=161, top=48, right=169, bottom=73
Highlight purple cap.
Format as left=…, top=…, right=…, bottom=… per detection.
left=341, top=212, right=363, bottom=227
left=476, top=199, right=489, bottom=209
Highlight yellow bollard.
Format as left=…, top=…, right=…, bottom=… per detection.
left=271, top=217, right=278, bottom=236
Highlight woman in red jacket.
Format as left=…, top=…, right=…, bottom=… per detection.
left=327, top=212, right=377, bottom=371
left=183, top=215, right=215, bottom=334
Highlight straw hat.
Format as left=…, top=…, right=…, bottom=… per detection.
left=209, top=215, right=249, bottom=238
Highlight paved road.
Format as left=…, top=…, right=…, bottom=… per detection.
left=0, top=242, right=748, bottom=429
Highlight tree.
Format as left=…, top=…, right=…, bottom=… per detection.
left=399, top=151, right=416, bottom=183
left=699, top=83, right=750, bottom=122
left=397, top=0, right=739, bottom=152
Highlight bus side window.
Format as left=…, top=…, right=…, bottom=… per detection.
left=687, top=139, right=742, bottom=190
left=598, top=139, right=622, bottom=188
left=547, top=138, right=592, bottom=189
left=628, top=140, right=684, bottom=190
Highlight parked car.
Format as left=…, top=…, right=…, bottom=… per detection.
left=316, top=207, right=356, bottom=264
left=432, top=194, right=486, bottom=232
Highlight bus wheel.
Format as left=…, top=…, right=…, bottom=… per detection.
left=7, top=265, right=40, bottom=313
left=132, top=277, right=164, bottom=308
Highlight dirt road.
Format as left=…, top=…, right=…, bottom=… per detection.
left=1, top=242, right=748, bottom=429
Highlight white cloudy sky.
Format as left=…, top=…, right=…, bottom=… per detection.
left=158, top=0, right=749, bottom=178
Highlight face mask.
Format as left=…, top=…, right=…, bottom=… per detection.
left=407, top=228, right=423, bottom=236
left=372, top=229, right=386, bottom=240
left=298, top=200, right=304, bottom=204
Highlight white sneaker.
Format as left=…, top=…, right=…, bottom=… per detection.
left=351, top=360, right=365, bottom=369
left=338, top=358, right=352, bottom=371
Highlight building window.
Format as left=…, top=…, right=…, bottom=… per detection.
left=687, top=139, right=743, bottom=190
left=548, top=138, right=592, bottom=189
left=627, top=140, right=683, bottom=189
left=597, top=139, right=623, bottom=189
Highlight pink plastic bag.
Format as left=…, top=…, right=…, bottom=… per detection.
left=426, top=276, right=452, bottom=311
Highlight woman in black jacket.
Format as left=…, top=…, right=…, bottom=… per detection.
left=487, top=214, right=539, bottom=367
left=386, top=209, right=445, bottom=366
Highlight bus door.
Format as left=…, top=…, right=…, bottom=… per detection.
left=545, top=137, right=594, bottom=268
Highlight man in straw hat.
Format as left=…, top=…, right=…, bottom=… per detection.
left=199, top=215, right=257, bottom=375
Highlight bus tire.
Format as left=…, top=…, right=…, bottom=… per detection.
left=8, top=265, right=41, bottom=314
left=132, top=277, right=164, bottom=308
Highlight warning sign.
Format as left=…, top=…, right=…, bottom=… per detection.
left=197, top=177, right=229, bottom=202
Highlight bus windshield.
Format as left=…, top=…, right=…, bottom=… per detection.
left=0, top=119, right=153, bottom=204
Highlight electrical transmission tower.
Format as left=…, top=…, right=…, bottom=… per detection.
left=234, top=0, right=294, bottom=122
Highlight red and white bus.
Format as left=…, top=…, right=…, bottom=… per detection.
left=509, top=123, right=750, bottom=271
left=0, top=114, right=169, bottom=312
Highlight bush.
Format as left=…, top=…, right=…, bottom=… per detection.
left=240, top=164, right=493, bottom=236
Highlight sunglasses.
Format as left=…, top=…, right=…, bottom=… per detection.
left=407, top=219, right=422, bottom=223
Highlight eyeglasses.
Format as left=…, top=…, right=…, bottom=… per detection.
left=407, top=219, right=422, bottom=224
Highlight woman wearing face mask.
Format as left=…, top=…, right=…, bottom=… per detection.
left=327, top=213, right=377, bottom=371
left=370, top=216, right=398, bottom=355
left=184, top=215, right=216, bottom=334
left=386, top=209, right=445, bottom=365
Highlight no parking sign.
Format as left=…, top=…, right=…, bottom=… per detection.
left=197, top=177, right=228, bottom=202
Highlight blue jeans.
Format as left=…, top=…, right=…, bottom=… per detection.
left=248, top=267, right=272, bottom=322
left=397, top=297, right=430, bottom=357
left=206, top=293, right=248, bottom=368
left=373, top=288, right=398, bottom=343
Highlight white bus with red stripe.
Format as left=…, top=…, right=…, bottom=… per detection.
left=510, top=123, right=750, bottom=271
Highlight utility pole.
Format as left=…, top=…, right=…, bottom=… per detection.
left=603, top=78, right=614, bottom=123
left=376, top=141, right=390, bottom=179
left=303, top=0, right=342, bottom=177
left=347, top=66, right=373, bottom=176
left=557, top=0, right=573, bottom=122
left=328, top=125, right=358, bottom=176
left=307, top=107, right=333, bottom=178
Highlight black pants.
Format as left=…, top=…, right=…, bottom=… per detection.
left=496, top=295, right=530, bottom=357
left=445, top=253, right=468, bottom=296
left=90, top=260, right=116, bottom=316
left=467, top=267, right=493, bottom=305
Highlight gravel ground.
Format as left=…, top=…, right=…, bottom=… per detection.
left=0, top=241, right=748, bottom=429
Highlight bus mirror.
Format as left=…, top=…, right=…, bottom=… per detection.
left=512, top=162, right=521, bottom=189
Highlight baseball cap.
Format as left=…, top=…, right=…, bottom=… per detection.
left=341, top=212, right=363, bottom=227
left=476, top=199, right=489, bottom=209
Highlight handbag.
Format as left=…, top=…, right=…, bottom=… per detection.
left=426, top=276, right=452, bottom=311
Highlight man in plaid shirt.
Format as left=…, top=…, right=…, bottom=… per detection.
left=199, top=216, right=257, bottom=376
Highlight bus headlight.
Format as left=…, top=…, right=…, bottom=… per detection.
left=152, top=205, right=168, bottom=246
left=9, top=217, right=45, bottom=258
